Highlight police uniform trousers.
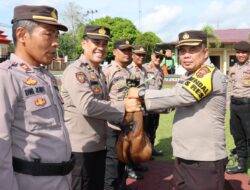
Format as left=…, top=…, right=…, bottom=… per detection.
left=71, top=150, right=106, bottom=190
left=104, top=127, right=126, bottom=190
left=230, top=97, right=250, bottom=159
left=144, top=113, right=160, bottom=145
left=173, top=157, right=228, bottom=190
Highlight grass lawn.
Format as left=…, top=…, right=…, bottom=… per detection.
left=154, top=104, right=250, bottom=175
left=153, top=84, right=250, bottom=175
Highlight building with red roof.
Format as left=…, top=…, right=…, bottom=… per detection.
left=0, top=29, right=11, bottom=62
left=158, top=28, right=250, bottom=75
left=209, top=28, right=250, bottom=74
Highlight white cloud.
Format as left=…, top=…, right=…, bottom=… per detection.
left=200, top=0, right=250, bottom=29
left=141, top=5, right=182, bottom=33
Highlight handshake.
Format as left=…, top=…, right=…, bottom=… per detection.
left=124, top=87, right=142, bottom=112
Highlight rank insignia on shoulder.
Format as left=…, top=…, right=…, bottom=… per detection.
left=195, top=66, right=210, bottom=78
left=90, top=74, right=97, bottom=80
left=24, top=77, right=37, bottom=85
left=20, top=63, right=31, bottom=71
left=35, top=98, right=46, bottom=106
left=76, top=72, right=86, bottom=83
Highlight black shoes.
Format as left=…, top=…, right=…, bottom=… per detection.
left=152, top=148, right=163, bottom=156
left=226, top=157, right=247, bottom=174
left=126, top=166, right=144, bottom=180
left=226, top=165, right=247, bottom=174
left=127, top=169, right=144, bottom=180
left=133, top=164, right=148, bottom=172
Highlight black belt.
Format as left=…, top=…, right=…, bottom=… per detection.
left=13, top=155, right=75, bottom=176
left=231, top=96, right=250, bottom=105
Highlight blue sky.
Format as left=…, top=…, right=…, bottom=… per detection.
left=0, top=0, right=249, bottom=42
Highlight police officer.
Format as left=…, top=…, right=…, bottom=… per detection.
left=226, top=41, right=250, bottom=174
left=61, top=27, right=139, bottom=190
left=103, top=39, right=136, bottom=190
left=127, top=30, right=228, bottom=190
left=143, top=47, right=165, bottom=157
left=128, top=45, right=148, bottom=88
left=126, top=45, right=149, bottom=179
left=0, top=5, right=73, bottom=190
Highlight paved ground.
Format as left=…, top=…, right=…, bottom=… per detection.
left=126, top=160, right=250, bottom=190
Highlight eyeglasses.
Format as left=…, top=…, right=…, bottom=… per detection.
left=135, top=53, right=146, bottom=57
left=155, top=55, right=164, bottom=60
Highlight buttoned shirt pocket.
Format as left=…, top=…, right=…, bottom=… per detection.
left=25, top=94, right=58, bottom=131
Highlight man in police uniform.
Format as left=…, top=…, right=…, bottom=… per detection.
left=0, top=5, right=74, bottom=190
left=128, top=45, right=148, bottom=87
left=103, top=38, right=136, bottom=190
left=226, top=41, right=250, bottom=175
left=143, top=46, right=165, bottom=157
left=126, top=45, right=149, bottom=179
left=127, top=30, right=228, bottom=190
left=61, top=28, right=139, bottom=190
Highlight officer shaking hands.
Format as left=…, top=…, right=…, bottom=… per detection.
left=61, top=26, right=140, bottom=190
left=127, top=30, right=228, bottom=190
left=0, top=5, right=73, bottom=190
left=226, top=41, right=250, bottom=175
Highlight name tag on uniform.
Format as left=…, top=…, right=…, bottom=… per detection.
left=24, top=86, right=45, bottom=97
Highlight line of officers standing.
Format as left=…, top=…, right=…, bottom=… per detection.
left=2, top=4, right=250, bottom=190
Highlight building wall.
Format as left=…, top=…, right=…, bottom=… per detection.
left=209, top=43, right=236, bottom=74
left=0, top=44, right=8, bottom=58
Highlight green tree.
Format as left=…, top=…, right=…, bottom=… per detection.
left=202, top=25, right=221, bottom=48
left=90, top=16, right=139, bottom=62
left=133, top=32, right=161, bottom=62
left=58, top=9, right=162, bottom=62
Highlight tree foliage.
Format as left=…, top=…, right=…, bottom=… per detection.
left=133, top=32, right=161, bottom=62
left=89, top=17, right=139, bottom=62
left=202, top=25, right=221, bottom=48
left=58, top=6, right=162, bottom=62
left=62, top=2, right=87, bottom=35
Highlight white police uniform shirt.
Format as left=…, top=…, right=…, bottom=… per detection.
left=61, top=54, right=125, bottom=153
left=0, top=54, right=72, bottom=190
left=143, top=59, right=227, bottom=161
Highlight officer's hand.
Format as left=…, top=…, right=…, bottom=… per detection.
left=124, top=98, right=141, bottom=112
left=127, top=87, right=140, bottom=98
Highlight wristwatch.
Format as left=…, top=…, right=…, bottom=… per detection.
left=138, top=88, right=145, bottom=99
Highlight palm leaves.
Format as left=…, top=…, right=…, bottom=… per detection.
left=202, top=25, right=221, bottom=48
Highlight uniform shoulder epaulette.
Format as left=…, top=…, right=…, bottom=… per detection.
left=106, top=64, right=112, bottom=68
left=79, top=62, right=92, bottom=71
left=127, top=64, right=133, bottom=69
left=0, top=60, right=16, bottom=70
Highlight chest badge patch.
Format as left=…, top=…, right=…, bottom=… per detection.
left=24, top=78, right=37, bottom=85
left=90, top=74, right=97, bottom=80
left=92, top=86, right=102, bottom=94
left=76, top=72, right=86, bottom=83
left=35, top=98, right=46, bottom=106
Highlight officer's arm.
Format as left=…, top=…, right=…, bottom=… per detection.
left=144, top=86, right=196, bottom=111
left=0, top=69, right=19, bottom=190
left=61, top=67, right=125, bottom=123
